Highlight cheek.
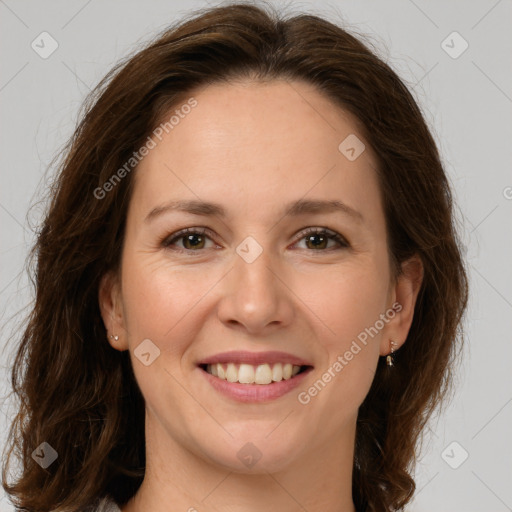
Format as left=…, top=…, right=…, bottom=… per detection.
left=296, top=261, right=389, bottom=343
left=295, top=264, right=386, bottom=404
left=120, top=254, right=216, bottom=355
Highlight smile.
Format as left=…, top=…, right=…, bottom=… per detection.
left=197, top=350, right=314, bottom=402
left=203, top=362, right=306, bottom=385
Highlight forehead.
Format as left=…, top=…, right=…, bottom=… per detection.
left=130, top=79, right=383, bottom=226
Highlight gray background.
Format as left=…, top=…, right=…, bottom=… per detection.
left=1, top=0, right=511, bottom=510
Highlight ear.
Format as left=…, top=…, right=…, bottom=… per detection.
left=380, top=254, right=424, bottom=356
left=98, top=270, right=129, bottom=351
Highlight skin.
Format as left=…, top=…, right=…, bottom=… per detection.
left=99, top=78, right=423, bottom=512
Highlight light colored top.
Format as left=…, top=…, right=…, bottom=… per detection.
left=96, top=497, right=122, bottom=512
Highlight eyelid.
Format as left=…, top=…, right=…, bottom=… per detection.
left=292, top=226, right=349, bottom=246
left=160, top=226, right=350, bottom=252
left=161, top=227, right=217, bottom=248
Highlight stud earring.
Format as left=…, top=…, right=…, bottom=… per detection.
left=109, top=334, right=119, bottom=342
left=386, top=340, right=397, bottom=366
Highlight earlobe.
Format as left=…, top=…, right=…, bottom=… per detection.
left=380, top=255, right=424, bottom=356
left=98, top=271, right=128, bottom=351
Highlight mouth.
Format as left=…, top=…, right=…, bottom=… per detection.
left=197, top=351, right=314, bottom=402
left=198, top=362, right=312, bottom=385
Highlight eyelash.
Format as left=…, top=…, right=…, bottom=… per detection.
left=160, top=226, right=350, bottom=254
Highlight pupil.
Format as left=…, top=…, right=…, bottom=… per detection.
left=185, top=234, right=203, bottom=249
left=182, top=233, right=328, bottom=250
left=307, top=234, right=326, bottom=249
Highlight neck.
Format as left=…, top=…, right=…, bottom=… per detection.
left=122, top=411, right=358, bottom=512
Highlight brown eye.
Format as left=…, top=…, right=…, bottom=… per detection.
left=161, top=227, right=215, bottom=252
left=181, top=232, right=206, bottom=250
left=161, top=226, right=349, bottom=255
left=294, top=227, right=349, bottom=252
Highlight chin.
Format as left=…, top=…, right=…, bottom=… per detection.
left=195, top=428, right=304, bottom=474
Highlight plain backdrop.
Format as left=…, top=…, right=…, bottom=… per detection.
left=1, top=1, right=511, bottom=511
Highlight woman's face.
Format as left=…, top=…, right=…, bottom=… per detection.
left=100, top=79, right=420, bottom=474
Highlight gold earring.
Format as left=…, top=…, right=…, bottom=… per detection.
left=109, top=334, right=119, bottom=342
left=386, top=340, right=397, bottom=366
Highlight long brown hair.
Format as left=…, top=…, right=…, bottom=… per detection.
left=2, top=2, right=469, bottom=511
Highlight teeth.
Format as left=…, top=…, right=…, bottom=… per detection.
left=255, top=363, right=272, bottom=384
left=272, top=363, right=283, bottom=382
left=226, top=363, right=238, bottom=383
left=238, top=364, right=255, bottom=384
left=205, top=362, right=303, bottom=385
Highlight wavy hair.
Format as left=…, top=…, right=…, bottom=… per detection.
left=2, top=2, right=469, bottom=511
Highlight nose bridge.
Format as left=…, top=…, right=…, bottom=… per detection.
left=217, top=234, right=292, bottom=332
left=234, top=236, right=279, bottom=307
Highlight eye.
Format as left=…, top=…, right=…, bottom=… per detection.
left=160, top=227, right=217, bottom=252
left=292, top=227, right=350, bottom=252
left=160, top=226, right=350, bottom=254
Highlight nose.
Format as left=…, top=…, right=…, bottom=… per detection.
left=216, top=241, right=294, bottom=335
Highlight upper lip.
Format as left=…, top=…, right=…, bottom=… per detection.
left=197, top=350, right=313, bottom=367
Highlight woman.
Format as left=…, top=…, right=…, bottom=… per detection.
left=1, top=2, right=469, bottom=511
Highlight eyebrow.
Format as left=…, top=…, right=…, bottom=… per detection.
left=144, top=198, right=364, bottom=224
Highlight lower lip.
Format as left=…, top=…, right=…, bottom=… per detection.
left=199, top=366, right=313, bottom=403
